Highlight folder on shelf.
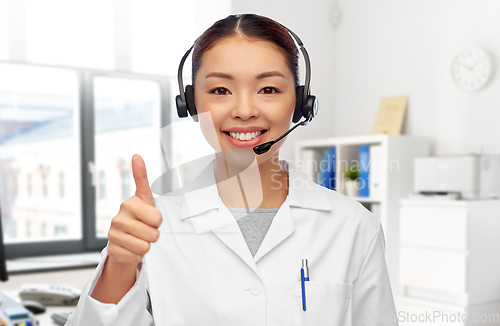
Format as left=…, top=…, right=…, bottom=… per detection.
left=359, top=145, right=370, bottom=197
left=326, top=147, right=336, bottom=190
left=316, top=149, right=329, bottom=186
left=317, top=147, right=336, bottom=190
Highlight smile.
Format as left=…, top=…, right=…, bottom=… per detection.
left=222, top=130, right=268, bottom=148
left=226, top=130, right=264, bottom=141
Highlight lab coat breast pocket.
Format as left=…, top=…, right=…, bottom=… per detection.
left=289, top=281, right=352, bottom=326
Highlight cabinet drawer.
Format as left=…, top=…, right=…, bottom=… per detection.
left=400, top=205, right=468, bottom=250
left=400, top=247, right=467, bottom=293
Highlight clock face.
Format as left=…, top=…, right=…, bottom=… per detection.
left=451, top=48, right=493, bottom=92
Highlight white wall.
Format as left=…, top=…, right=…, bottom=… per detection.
left=232, top=0, right=500, bottom=158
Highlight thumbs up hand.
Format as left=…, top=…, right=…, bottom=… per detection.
left=107, top=154, right=162, bottom=266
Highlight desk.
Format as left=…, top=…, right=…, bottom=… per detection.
left=2, top=268, right=95, bottom=325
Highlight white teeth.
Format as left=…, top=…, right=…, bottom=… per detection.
left=228, top=130, right=263, bottom=141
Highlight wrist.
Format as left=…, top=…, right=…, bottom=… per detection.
left=107, top=256, right=141, bottom=272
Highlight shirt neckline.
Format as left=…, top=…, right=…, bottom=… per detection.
left=227, top=207, right=280, bottom=212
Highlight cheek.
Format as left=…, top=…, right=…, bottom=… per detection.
left=273, top=96, right=296, bottom=124
left=196, top=101, right=224, bottom=153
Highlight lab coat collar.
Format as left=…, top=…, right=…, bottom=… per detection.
left=176, top=158, right=333, bottom=273
left=179, top=158, right=333, bottom=221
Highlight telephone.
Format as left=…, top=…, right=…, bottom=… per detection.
left=18, top=284, right=81, bottom=306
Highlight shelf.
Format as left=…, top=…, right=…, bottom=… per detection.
left=348, top=196, right=382, bottom=203
left=295, top=134, right=429, bottom=149
left=294, top=134, right=431, bottom=304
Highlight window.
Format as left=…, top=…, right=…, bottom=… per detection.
left=0, top=64, right=171, bottom=258
left=26, top=220, right=31, bottom=238
left=42, top=223, right=47, bottom=237
left=121, top=170, right=131, bottom=201
left=0, top=1, right=230, bottom=259
left=42, top=173, right=48, bottom=198
left=13, top=174, right=17, bottom=197
left=98, top=171, right=106, bottom=200
left=0, top=63, right=81, bottom=246
left=27, top=173, right=31, bottom=197
left=93, top=76, right=163, bottom=238
left=59, top=172, right=64, bottom=198
left=54, top=225, right=67, bottom=236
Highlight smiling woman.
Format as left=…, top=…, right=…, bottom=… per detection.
left=67, top=14, right=399, bottom=326
left=190, top=19, right=301, bottom=212
left=195, top=35, right=296, bottom=208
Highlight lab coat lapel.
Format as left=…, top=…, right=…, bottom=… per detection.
left=210, top=201, right=261, bottom=277
left=253, top=196, right=294, bottom=263
left=179, top=158, right=260, bottom=277
left=253, top=160, right=333, bottom=263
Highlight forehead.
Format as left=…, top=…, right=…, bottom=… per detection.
left=195, top=36, right=293, bottom=81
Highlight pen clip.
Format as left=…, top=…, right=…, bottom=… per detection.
left=302, top=259, right=309, bottom=281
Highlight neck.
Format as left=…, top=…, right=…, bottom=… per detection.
left=214, top=153, right=289, bottom=209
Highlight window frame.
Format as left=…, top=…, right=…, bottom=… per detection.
left=2, top=63, right=172, bottom=259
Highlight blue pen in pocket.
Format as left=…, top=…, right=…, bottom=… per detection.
left=301, top=259, right=309, bottom=311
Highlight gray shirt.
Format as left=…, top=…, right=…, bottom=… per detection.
left=228, top=207, right=279, bottom=257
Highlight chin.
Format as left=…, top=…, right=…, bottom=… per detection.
left=216, top=149, right=256, bottom=168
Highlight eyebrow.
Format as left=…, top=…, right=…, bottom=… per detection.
left=256, top=71, right=285, bottom=79
left=205, top=72, right=233, bottom=80
left=204, top=71, right=285, bottom=80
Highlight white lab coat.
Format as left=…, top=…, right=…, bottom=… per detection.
left=66, top=158, right=398, bottom=326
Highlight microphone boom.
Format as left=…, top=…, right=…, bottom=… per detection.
left=253, top=119, right=308, bottom=155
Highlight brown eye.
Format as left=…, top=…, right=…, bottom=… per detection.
left=259, top=87, right=278, bottom=94
left=212, top=87, right=230, bottom=95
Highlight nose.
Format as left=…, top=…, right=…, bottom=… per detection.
left=231, top=92, right=259, bottom=120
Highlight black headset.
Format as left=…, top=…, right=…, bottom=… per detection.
left=175, top=23, right=318, bottom=125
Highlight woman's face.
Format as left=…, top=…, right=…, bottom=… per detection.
left=194, top=35, right=296, bottom=166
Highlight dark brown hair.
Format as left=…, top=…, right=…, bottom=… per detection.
left=191, top=14, right=299, bottom=89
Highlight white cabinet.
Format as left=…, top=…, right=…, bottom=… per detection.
left=400, top=247, right=468, bottom=294
left=294, top=135, right=430, bottom=302
left=400, top=205, right=468, bottom=250
left=398, top=199, right=500, bottom=325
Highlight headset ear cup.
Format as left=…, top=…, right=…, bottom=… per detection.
left=185, top=85, right=198, bottom=122
left=176, top=94, right=188, bottom=118
left=293, top=86, right=304, bottom=123
left=303, top=95, right=318, bottom=121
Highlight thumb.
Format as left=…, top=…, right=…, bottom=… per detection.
left=132, top=154, right=155, bottom=206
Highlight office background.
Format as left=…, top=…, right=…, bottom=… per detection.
left=237, top=0, right=500, bottom=159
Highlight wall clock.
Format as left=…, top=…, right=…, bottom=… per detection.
left=451, top=47, right=493, bottom=92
